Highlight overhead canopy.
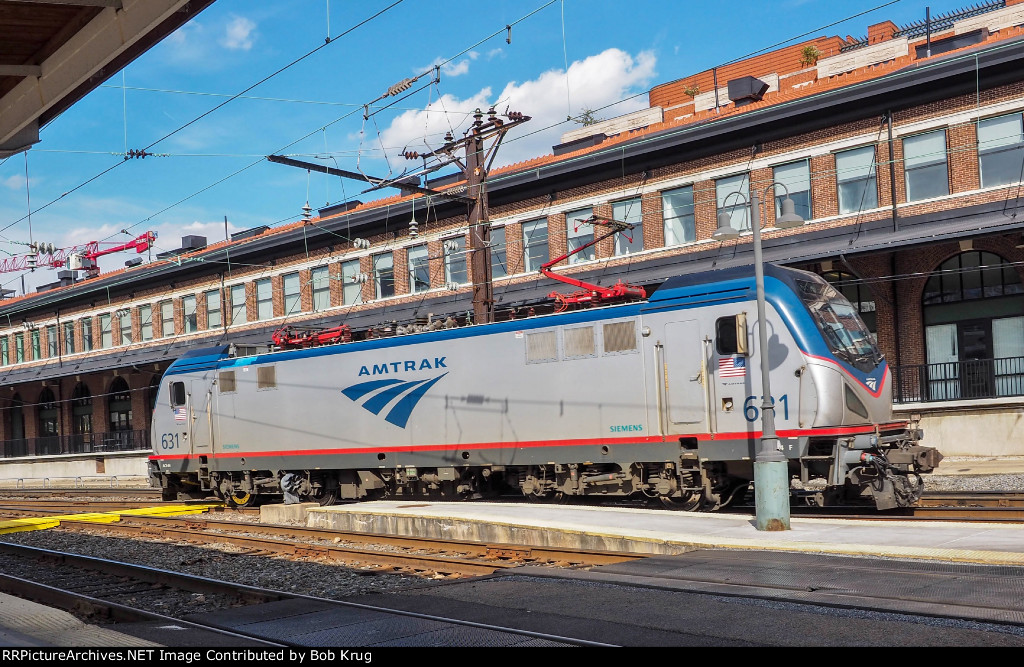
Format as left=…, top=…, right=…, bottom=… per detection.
left=0, top=0, right=215, bottom=157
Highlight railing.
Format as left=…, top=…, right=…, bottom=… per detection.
left=1, top=429, right=150, bottom=458
left=893, top=356, right=1024, bottom=404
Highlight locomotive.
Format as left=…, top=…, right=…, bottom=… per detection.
left=148, top=264, right=941, bottom=511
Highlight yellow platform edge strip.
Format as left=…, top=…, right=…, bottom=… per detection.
left=0, top=504, right=217, bottom=534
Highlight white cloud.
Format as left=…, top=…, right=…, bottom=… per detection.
left=3, top=174, right=25, bottom=190
left=418, top=51, right=479, bottom=79
left=382, top=48, right=657, bottom=169
left=222, top=16, right=258, bottom=51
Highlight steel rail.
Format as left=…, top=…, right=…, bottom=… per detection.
left=0, top=541, right=616, bottom=648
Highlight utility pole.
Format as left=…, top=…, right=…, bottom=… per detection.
left=411, top=107, right=529, bottom=324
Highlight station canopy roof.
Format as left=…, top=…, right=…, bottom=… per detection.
left=0, top=0, right=215, bottom=158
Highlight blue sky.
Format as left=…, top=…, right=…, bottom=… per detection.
left=0, top=0, right=957, bottom=292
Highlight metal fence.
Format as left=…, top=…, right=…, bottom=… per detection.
left=1, top=429, right=150, bottom=458
left=893, top=356, right=1024, bottom=404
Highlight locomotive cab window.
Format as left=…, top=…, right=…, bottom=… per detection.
left=169, top=381, right=186, bottom=407
left=716, top=313, right=748, bottom=355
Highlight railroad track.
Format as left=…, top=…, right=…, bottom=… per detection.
left=0, top=504, right=642, bottom=577
left=0, top=541, right=606, bottom=648
left=0, top=541, right=292, bottom=646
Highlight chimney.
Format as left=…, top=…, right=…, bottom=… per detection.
left=867, top=21, right=898, bottom=45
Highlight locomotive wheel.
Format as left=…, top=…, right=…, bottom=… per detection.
left=226, top=491, right=255, bottom=508
left=659, top=491, right=702, bottom=511
left=306, top=489, right=338, bottom=507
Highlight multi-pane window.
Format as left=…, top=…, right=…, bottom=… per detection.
left=63, top=321, right=76, bottom=353
left=312, top=266, right=332, bottom=310
left=31, top=329, right=40, bottom=359
left=81, top=317, right=93, bottom=351
left=230, top=284, right=247, bottom=325
left=978, top=113, right=1024, bottom=188
left=0, top=336, right=7, bottom=365
left=282, top=272, right=301, bottom=316
left=522, top=219, right=549, bottom=272
left=904, top=129, right=949, bottom=201
left=159, top=300, right=174, bottom=337
left=374, top=252, right=395, bottom=298
left=565, top=208, right=594, bottom=264
left=46, top=325, right=57, bottom=357
left=491, top=227, right=508, bottom=279
left=139, top=305, right=153, bottom=341
left=205, top=290, right=221, bottom=330
left=716, top=173, right=750, bottom=231
left=99, top=314, right=112, bottom=349
left=119, top=312, right=132, bottom=345
left=836, top=146, right=878, bottom=214
left=14, top=333, right=24, bottom=362
left=612, top=199, right=643, bottom=255
left=773, top=159, right=811, bottom=221
left=662, top=186, right=695, bottom=246
left=255, top=279, right=273, bottom=320
left=182, top=295, right=198, bottom=333
left=408, top=245, right=430, bottom=293
left=341, top=259, right=363, bottom=305
left=444, top=237, right=467, bottom=284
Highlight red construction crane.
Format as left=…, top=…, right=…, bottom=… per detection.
left=540, top=215, right=647, bottom=312
left=0, top=231, right=157, bottom=277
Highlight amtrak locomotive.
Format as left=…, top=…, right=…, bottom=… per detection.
left=149, top=265, right=941, bottom=510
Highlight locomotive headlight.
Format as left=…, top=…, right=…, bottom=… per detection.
left=722, top=398, right=734, bottom=412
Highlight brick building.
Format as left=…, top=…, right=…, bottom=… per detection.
left=3, top=0, right=1024, bottom=474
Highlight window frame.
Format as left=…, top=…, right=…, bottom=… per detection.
left=255, top=279, right=273, bottom=320
left=565, top=207, right=594, bottom=264
left=139, top=304, right=153, bottom=341
left=611, top=198, right=643, bottom=256
left=835, top=145, right=879, bottom=214
left=282, top=272, right=301, bottom=316
left=903, top=128, right=950, bottom=202
left=662, top=185, right=696, bottom=247
left=230, top=284, right=247, bottom=325
left=443, top=236, right=467, bottom=285
left=522, top=218, right=549, bottom=273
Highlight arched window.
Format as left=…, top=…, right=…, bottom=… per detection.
left=7, top=394, right=25, bottom=457
left=37, top=387, right=60, bottom=455
left=37, top=388, right=58, bottom=436
left=922, top=251, right=1024, bottom=400
left=822, top=270, right=876, bottom=334
left=109, top=377, right=132, bottom=432
left=923, top=251, right=1024, bottom=304
left=72, top=383, right=93, bottom=436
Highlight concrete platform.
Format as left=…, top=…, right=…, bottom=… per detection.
left=0, top=593, right=159, bottom=647
left=307, top=500, right=1024, bottom=566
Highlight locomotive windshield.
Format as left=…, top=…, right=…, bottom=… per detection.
left=796, top=279, right=882, bottom=372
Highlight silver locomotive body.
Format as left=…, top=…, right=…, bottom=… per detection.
left=149, top=265, right=940, bottom=510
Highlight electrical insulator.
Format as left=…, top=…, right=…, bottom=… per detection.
left=446, top=282, right=460, bottom=291
left=403, top=151, right=420, bottom=160
left=352, top=272, right=369, bottom=284
left=409, top=218, right=418, bottom=237
left=443, top=240, right=460, bottom=253
left=386, top=78, right=415, bottom=97
left=352, top=238, right=370, bottom=250
left=27, top=254, right=37, bottom=269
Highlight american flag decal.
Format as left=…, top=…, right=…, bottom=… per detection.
left=173, top=406, right=187, bottom=422
left=718, top=356, right=746, bottom=378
